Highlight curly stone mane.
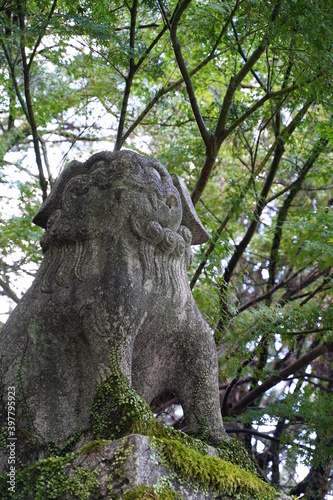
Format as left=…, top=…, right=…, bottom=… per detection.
left=36, top=151, right=194, bottom=301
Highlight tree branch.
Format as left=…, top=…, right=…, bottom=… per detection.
left=191, top=1, right=284, bottom=205
left=190, top=212, right=231, bottom=289
left=224, top=83, right=298, bottom=139
left=27, top=0, right=58, bottom=70
left=214, top=41, right=267, bottom=142
left=135, top=24, right=168, bottom=70
left=18, top=8, right=48, bottom=200
left=226, top=427, right=280, bottom=443
left=115, top=0, right=175, bottom=149
left=299, top=274, right=333, bottom=306
left=231, top=19, right=266, bottom=90
left=236, top=269, right=301, bottom=313
left=123, top=0, right=240, bottom=144
left=168, top=0, right=211, bottom=148
left=222, top=332, right=270, bottom=415
left=223, top=100, right=312, bottom=287
left=279, top=267, right=327, bottom=304
left=229, top=342, right=333, bottom=416
left=268, top=137, right=329, bottom=287
left=114, top=0, right=138, bottom=151
left=0, top=278, right=20, bottom=304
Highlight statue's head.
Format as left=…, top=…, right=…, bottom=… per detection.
left=34, top=151, right=209, bottom=255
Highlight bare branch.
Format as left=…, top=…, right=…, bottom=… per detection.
left=225, top=83, right=298, bottom=139
left=0, top=278, right=20, bottom=304
left=268, top=137, right=329, bottom=287
left=236, top=269, right=301, bottom=313
left=115, top=0, right=171, bottom=149
left=214, top=42, right=267, bottom=142
left=27, top=0, right=58, bottom=70
left=231, top=19, right=266, bottom=90
left=191, top=1, right=285, bottom=205
left=226, top=428, right=280, bottom=443
left=299, top=274, right=333, bottom=306
left=229, top=342, right=333, bottom=416
left=223, top=100, right=312, bottom=286
left=168, top=0, right=211, bottom=148
left=18, top=8, right=48, bottom=200
left=190, top=213, right=231, bottom=289
left=123, top=5, right=239, bottom=144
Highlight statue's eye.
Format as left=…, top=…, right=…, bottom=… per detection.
left=146, top=166, right=161, bottom=182
left=154, top=169, right=161, bottom=181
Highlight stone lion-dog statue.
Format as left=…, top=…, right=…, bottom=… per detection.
left=0, top=150, right=225, bottom=466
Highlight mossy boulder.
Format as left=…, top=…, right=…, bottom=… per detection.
left=0, top=350, right=293, bottom=499
left=0, top=433, right=292, bottom=499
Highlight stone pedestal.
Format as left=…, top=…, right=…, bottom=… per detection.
left=65, top=434, right=290, bottom=499
left=71, top=434, right=217, bottom=499
left=0, top=433, right=294, bottom=498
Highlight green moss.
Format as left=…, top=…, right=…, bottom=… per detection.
left=79, top=439, right=108, bottom=455
left=154, top=437, right=278, bottom=499
left=47, top=429, right=83, bottom=458
left=0, top=453, right=99, bottom=499
left=216, top=436, right=258, bottom=474
left=90, top=346, right=260, bottom=477
left=90, top=348, right=156, bottom=440
left=90, top=370, right=155, bottom=440
left=89, top=345, right=273, bottom=498
left=65, top=465, right=99, bottom=500
left=123, top=483, right=181, bottom=499
left=0, top=418, right=275, bottom=500
left=0, top=344, right=280, bottom=499
left=123, top=484, right=158, bottom=499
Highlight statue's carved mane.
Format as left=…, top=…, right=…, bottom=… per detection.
left=37, top=151, right=195, bottom=300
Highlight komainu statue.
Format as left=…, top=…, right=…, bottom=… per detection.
left=0, top=150, right=225, bottom=468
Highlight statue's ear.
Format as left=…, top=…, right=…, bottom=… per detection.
left=172, top=174, right=209, bottom=244
left=33, top=160, right=86, bottom=229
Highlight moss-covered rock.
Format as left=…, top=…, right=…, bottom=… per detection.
left=0, top=434, right=284, bottom=499
left=89, top=354, right=258, bottom=478
left=153, top=437, right=276, bottom=499
left=0, top=351, right=290, bottom=499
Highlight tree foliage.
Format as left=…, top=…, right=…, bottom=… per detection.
left=0, top=0, right=332, bottom=497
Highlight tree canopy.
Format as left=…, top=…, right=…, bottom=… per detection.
left=0, top=0, right=332, bottom=497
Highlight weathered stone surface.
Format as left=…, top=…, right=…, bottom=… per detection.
left=43, top=434, right=292, bottom=499
left=68, top=434, right=293, bottom=499
left=70, top=434, right=222, bottom=499
left=0, top=150, right=225, bottom=470
left=0, top=432, right=294, bottom=499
